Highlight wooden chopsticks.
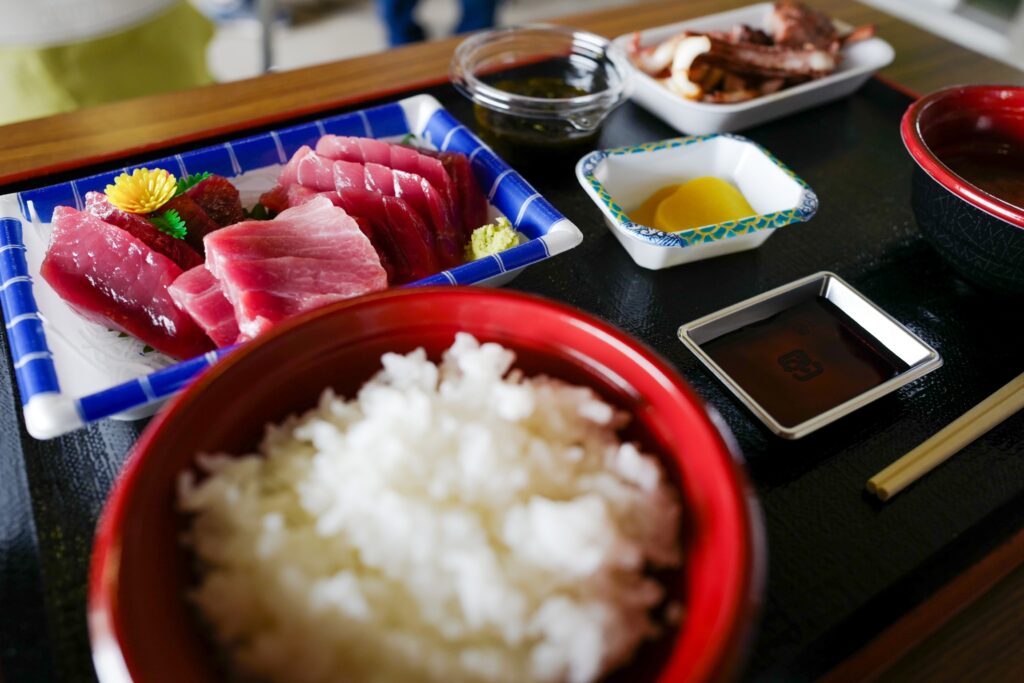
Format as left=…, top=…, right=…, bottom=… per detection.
left=867, top=372, right=1024, bottom=502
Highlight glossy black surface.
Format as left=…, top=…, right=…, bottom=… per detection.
left=3, top=79, right=1024, bottom=683
left=911, top=165, right=1024, bottom=296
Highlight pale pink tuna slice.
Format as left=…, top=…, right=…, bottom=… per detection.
left=332, top=159, right=369, bottom=191
left=279, top=145, right=336, bottom=191
left=168, top=266, right=240, bottom=348
left=286, top=184, right=319, bottom=205
left=363, top=162, right=394, bottom=195
left=287, top=184, right=437, bottom=285
left=278, top=145, right=312, bottom=187
left=204, top=196, right=387, bottom=338
left=295, top=151, right=336, bottom=191
left=286, top=186, right=395, bottom=283
left=40, top=207, right=214, bottom=359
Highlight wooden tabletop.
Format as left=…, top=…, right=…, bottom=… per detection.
left=1, top=1, right=1022, bottom=681
left=0, top=0, right=1022, bottom=186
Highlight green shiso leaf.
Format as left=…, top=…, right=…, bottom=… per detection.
left=247, top=202, right=270, bottom=220
left=149, top=209, right=188, bottom=239
left=175, top=171, right=212, bottom=195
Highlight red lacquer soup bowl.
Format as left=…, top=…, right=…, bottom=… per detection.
left=902, top=85, right=1024, bottom=295
left=89, top=287, right=764, bottom=683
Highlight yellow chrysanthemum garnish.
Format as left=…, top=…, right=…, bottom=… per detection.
left=105, top=168, right=178, bottom=214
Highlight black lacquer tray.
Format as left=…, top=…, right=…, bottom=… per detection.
left=3, top=78, right=1024, bottom=682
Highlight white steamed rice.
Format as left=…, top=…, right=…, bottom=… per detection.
left=178, top=333, right=682, bottom=683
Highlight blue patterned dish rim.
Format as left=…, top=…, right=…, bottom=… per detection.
left=0, top=94, right=583, bottom=438
left=578, top=133, right=819, bottom=248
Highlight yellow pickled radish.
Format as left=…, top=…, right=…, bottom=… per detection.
left=631, top=176, right=756, bottom=233
left=630, top=185, right=677, bottom=227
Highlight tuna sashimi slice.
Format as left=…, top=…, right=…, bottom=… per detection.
left=331, top=159, right=460, bottom=268
left=383, top=166, right=461, bottom=268
left=286, top=185, right=395, bottom=283
left=259, top=184, right=290, bottom=215
left=168, top=266, right=240, bottom=348
left=84, top=192, right=203, bottom=270
left=430, top=149, right=489, bottom=242
left=280, top=146, right=334, bottom=191
left=328, top=186, right=440, bottom=284
left=278, top=145, right=312, bottom=187
left=316, top=136, right=461, bottom=234
left=204, top=196, right=387, bottom=338
left=165, top=194, right=222, bottom=255
left=41, top=207, right=214, bottom=360
left=187, top=176, right=246, bottom=227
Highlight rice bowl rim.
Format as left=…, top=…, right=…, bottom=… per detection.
left=88, top=286, right=765, bottom=683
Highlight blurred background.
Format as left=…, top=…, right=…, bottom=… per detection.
left=205, top=0, right=635, bottom=80
left=1, top=0, right=1022, bottom=126
left=205, top=0, right=1024, bottom=81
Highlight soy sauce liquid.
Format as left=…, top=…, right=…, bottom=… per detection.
left=701, top=297, right=908, bottom=428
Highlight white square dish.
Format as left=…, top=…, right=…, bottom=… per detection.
left=614, top=2, right=895, bottom=135
left=576, top=134, right=818, bottom=270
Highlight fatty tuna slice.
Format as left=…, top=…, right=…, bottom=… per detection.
left=287, top=184, right=435, bottom=284
left=187, top=176, right=246, bottom=227
left=286, top=185, right=394, bottom=283
left=40, top=207, right=214, bottom=360
left=84, top=192, right=203, bottom=270
left=279, top=146, right=334, bottom=191
left=278, top=145, right=312, bottom=187
left=204, top=196, right=387, bottom=338
left=168, top=266, right=241, bottom=348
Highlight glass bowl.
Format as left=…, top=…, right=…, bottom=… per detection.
left=450, top=24, right=632, bottom=167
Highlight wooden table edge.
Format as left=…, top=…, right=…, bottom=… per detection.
left=0, top=70, right=917, bottom=191
left=821, top=526, right=1024, bottom=681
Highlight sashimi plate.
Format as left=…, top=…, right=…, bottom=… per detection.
left=0, top=94, right=583, bottom=439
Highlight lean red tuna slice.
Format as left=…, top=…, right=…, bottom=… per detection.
left=164, top=194, right=222, bottom=255
left=168, top=266, right=241, bottom=348
left=40, top=207, right=214, bottom=359
left=84, top=192, right=203, bottom=270
left=333, top=159, right=460, bottom=268
left=258, top=184, right=290, bottom=215
left=286, top=185, right=395, bottom=283
left=204, top=196, right=387, bottom=338
left=187, top=175, right=246, bottom=227
left=329, top=182, right=441, bottom=284
left=429, top=150, right=489, bottom=242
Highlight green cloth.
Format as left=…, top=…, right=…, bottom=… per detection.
left=0, top=2, right=213, bottom=126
